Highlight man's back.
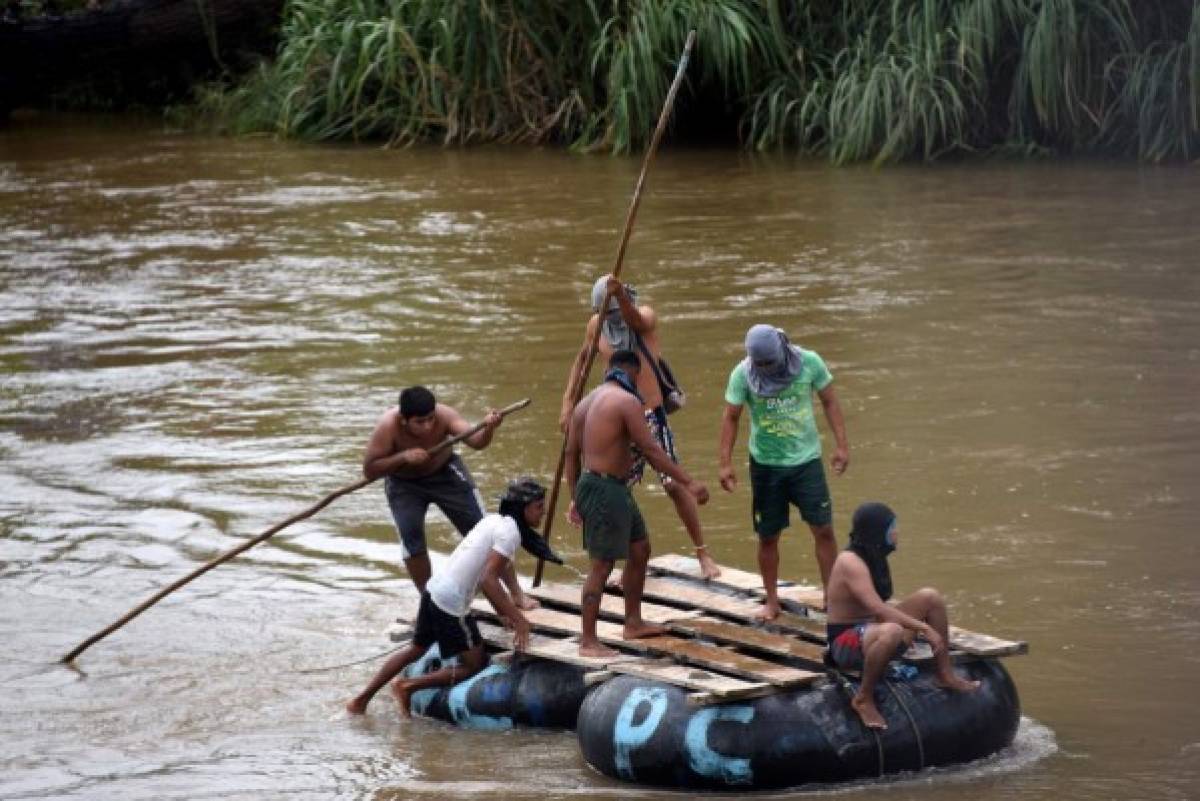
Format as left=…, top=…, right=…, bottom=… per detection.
left=577, top=384, right=641, bottom=476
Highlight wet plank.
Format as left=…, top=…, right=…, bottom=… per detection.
left=670, top=615, right=829, bottom=667
left=528, top=581, right=700, bottom=625
left=948, top=626, right=1028, bottom=657
left=476, top=622, right=642, bottom=670
left=609, top=661, right=774, bottom=704
left=648, top=554, right=826, bottom=611
left=470, top=600, right=819, bottom=688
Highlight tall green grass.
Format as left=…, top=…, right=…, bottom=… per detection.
left=197, top=0, right=1200, bottom=162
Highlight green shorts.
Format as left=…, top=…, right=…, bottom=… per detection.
left=575, top=470, right=647, bottom=561
left=749, top=457, right=832, bottom=539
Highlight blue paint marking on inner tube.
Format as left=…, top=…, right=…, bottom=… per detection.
left=612, top=687, right=670, bottom=779
left=447, top=664, right=512, bottom=730
left=684, top=705, right=755, bottom=785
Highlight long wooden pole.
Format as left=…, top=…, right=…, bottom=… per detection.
left=534, top=30, right=697, bottom=587
left=61, top=398, right=532, bottom=664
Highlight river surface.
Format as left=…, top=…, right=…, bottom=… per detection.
left=1, top=114, right=1198, bottom=800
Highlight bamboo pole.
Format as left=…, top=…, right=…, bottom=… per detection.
left=534, top=30, right=697, bottom=587
left=61, top=398, right=532, bottom=663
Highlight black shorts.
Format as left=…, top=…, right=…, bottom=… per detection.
left=749, top=456, right=832, bottom=538
left=412, top=591, right=482, bottom=659
left=384, top=454, right=485, bottom=558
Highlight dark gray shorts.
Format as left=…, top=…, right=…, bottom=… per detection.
left=384, top=454, right=485, bottom=559
left=749, top=457, right=832, bottom=538
left=575, top=470, right=647, bottom=562
left=413, top=591, right=481, bottom=658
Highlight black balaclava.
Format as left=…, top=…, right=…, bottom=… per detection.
left=846, top=502, right=897, bottom=601
left=498, top=477, right=563, bottom=565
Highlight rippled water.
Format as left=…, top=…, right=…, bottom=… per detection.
left=1, top=114, right=1198, bottom=800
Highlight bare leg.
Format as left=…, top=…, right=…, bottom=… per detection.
left=391, top=646, right=486, bottom=718
left=851, top=623, right=904, bottom=730
left=808, top=523, right=837, bottom=591
left=665, top=480, right=719, bottom=579
left=756, top=534, right=782, bottom=621
left=580, top=558, right=618, bottom=657
left=501, top=561, right=539, bottom=610
left=896, top=588, right=980, bottom=692
left=622, top=538, right=667, bottom=639
left=404, top=553, right=432, bottom=593
left=346, top=642, right=426, bottom=714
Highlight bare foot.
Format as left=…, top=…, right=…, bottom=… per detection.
left=754, top=599, right=781, bottom=622
left=698, top=549, right=721, bottom=580
left=851, top=694, right=888, bottom=730
left=513, top=594, right=540, bottom=611
left=390, top=680, right=413, bottom=718
left=935, top=671, right=981, bottom=692
left=345, top=697, right=368, bottom=715
left=579, top=640, right=620, bottom=658
left=623, top=621, right=668, bottom=640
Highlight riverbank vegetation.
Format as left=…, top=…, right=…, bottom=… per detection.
left=197, top=0, right=1198, bottom=163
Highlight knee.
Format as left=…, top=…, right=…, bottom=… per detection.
left=875, top=622, right=905, bottom=646
left=810, top=525, right=836, bottom=545
left=915, top=587, right=944, bottom=607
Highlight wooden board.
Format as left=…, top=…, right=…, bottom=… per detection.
left=528, top=581, right=700, bottom=625
left=649, top=554, right=826, bottom=611
left=948, top=626, right=1028, bottom=657
left=608, top=661, right=774, bottom=704
left=471, top=600, right=819, bottom=688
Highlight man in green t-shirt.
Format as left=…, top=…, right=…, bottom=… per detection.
left=718, top=324, right=850, bottom=620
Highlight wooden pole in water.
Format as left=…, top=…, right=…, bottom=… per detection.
left=61, top=398, right=532, bottom=664
left=534, top=30, right=696, bottom=587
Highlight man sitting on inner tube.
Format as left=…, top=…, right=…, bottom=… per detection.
left=825, top=502, right=980, bottom=730
left=345, top=477, right=562, bottom=716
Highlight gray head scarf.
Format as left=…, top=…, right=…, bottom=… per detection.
left=590, top=275, right=639, bottom=352
left=742, top=324, right=803, bottom=397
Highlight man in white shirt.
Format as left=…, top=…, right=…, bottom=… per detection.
left=346, top=477, right=560, bottom=716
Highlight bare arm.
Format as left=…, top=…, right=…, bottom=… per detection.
left=817, top=384, right=849, bottom=475
left=559, top=320, right=596, bottom=432
left=446, top=405, right=501, bottom=450
left=479, top=552, right=530, bottom=650
left=844, top=558, right=939, bottom=645
left=717, top=403, right=743, bottom=492
left=361, top=414, right=426, bottom=480
left=624, top=399, right=708, bottom=504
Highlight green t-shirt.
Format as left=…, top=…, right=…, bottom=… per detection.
left=724, top=350, right=833, bottom=467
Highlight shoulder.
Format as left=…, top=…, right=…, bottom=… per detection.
left=371, top=408, right=400, bottom=434
left=487, top=515, right=521, bottom=552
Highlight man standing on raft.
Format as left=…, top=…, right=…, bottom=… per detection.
left=362, top=385, right=537, bottom=609
left=346, top=478, right=560, bottom=715
left=825, top=502, right=980, bottom=730
left=718, top=324, right=849, bottom=619
left=565, top=350, right=709, bottom=658
left=560, top=275, right=720, bottom=579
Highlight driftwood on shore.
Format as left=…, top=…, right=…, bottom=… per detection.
left=0, top=0, right=282, bottom=113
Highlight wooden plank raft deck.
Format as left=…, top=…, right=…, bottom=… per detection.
left=402, top=557, right=1025, bottom=701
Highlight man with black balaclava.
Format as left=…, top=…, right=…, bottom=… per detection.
left=346, top=477, right=562, bottom=716
left=565, top=349, right=709, bottom=658
left=559, top=274, right=721, bottom=580
left=719, top=323, right=850, bottom=621
left=825, top=502, right=980, bottom=731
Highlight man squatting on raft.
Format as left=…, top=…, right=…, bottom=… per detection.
left=362, top=385, right=537, bottom=610
left=565, top=349, right=709, bottom=658
left=825, top=502, right=980, bottom=730
left=346, top=478, right=561, bottom=715
left=719, top=324, right=849, bottom=620
left=560, top=275, right=720, bottom=580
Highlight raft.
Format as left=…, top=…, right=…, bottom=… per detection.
left=393, top=556, right=1027, bottom=790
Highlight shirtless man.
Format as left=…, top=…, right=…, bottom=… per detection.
left=345, top=477, right=552, bottom=715
left=565, top=350, right=709, bottom=657
left=362, top=385, right=535, bottom=609
left=825, top=502, right=980, bottom=731
left=560, top=275, right=720, bottom=579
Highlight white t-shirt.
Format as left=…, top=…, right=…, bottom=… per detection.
left=427, top=513, right=520, bottom=617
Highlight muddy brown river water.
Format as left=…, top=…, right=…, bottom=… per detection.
left=1, top=114, right=1198, bottom=800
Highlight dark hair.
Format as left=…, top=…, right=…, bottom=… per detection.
left=398, top=386, right=436, bottom=418
left=609, top=349, right=641, bottom=372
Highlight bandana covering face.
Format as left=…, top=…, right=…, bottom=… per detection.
left=743, top=324, right=803, bottom=397
left=846, top=502, right=897, bottom=602
left=604, top=367, right=644, bottom=402
left=591, top=276, right=639, bottom=352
